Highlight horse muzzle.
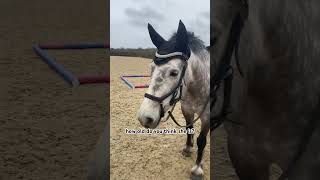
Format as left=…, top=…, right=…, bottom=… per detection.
left=137, top=100, right=161, bottom=129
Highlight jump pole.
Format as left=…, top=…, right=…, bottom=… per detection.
left=120, top=76, right=134, bottom=89
left=134, top=84, right=149, bottom=88
left=122, top=75, right=150, bottom=78
left=33, top=46, right=79, bottom=86
left=78, top=76, right=110, bottom=84
left=39, top=43, right=109, bottom=50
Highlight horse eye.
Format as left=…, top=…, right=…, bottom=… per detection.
left=169, top=70, right=179, bottom=77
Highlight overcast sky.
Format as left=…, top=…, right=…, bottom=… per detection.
left=111, top=0, right=210, bottom=48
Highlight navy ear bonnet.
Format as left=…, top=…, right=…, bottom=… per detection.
left=148, top=20, right=191, bottom=65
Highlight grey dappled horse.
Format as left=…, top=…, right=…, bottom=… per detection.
left=211, top=0, right=320, bottom=179
left=137, top=21, right=210, bottom=179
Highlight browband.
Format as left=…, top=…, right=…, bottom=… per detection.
left=155, top=51, right=184, bottom=58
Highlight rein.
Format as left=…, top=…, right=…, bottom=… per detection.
left=210, top=3, right=248, bottom=132
left=167, top=96, right=210, bottom=128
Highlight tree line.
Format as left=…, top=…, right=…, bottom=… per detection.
left=110, top=48, right=156, bottom=59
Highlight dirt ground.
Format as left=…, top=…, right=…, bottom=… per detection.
left=0, top=0, right=108, bottom=179
left=110, top=56, right=210, bottom=180
left=109, top=57, right=282, bottom=180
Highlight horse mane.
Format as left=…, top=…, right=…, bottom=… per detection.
left=169, top=31, right=209, bottom=97
left=169, top=32, right=208, bottom=58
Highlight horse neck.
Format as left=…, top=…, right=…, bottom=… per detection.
left=183, top=50, right=210, bottom=97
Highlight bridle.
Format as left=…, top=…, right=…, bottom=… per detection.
left=144, top=50, right=209, bottom=128
left=210, top=0, right=319, bottom=179
left=144, top=51, right=189, bottom=124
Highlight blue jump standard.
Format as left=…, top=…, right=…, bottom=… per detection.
left=33, top=45, right=79, bottom=86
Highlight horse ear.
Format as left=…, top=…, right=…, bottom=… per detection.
left=176, top=20, right=188, bottom=51
left=148, top=23, right=165, bottom=48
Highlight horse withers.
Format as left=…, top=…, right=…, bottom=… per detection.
left=137, top=21, right=210, bottom=179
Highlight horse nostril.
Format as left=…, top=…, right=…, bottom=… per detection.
left=145, top=116, right=154, bottom=125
